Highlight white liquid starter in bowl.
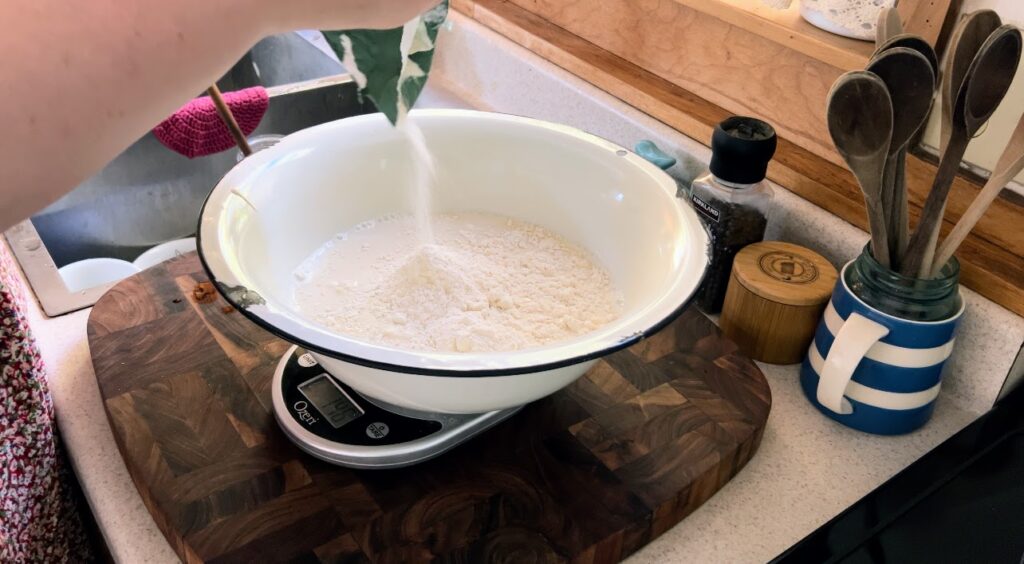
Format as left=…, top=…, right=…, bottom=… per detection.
left=292, top=212, right=623, bottom=353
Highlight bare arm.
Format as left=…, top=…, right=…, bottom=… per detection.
left=0, top=0, right=437, bottom=230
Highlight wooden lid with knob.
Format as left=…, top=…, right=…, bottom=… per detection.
left=720, top=241, right=838, bottom=364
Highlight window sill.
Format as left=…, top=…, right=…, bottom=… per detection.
left=675, top=0, right=875, bottom=70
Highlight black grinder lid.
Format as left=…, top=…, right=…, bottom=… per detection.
left=709, top=116, right=778, bottom=185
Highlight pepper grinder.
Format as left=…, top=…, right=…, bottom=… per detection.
left=691, top=116, right=778, bottom=313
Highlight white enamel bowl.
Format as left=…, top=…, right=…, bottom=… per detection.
left=199, top=109, right=709, bottom=414
left=59, top=258, right=141, bottom=293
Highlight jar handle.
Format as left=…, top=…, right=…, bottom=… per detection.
left=817, top=312, right=889, bottom=414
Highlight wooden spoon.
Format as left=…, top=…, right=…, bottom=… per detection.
left=901, top=25, right=1023, bottom=278
left=867, top=48, right=935, bottom=268
left=827, top=71, right=894, bottom=267
left=876, top=7, right=903, bottom=46
left=874, top=34, right=939, bottom=77
left=939, top=10, right=1002, bottom=154
left=931, top=113, right=1024, bottom=275
left=871, top=35, right=940, bottom=266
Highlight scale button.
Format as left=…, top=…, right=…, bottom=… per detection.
left=366, top=422, right=390, bottom=439
left=297, top=353, right=317, bottom=368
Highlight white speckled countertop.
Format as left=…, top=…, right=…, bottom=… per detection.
left=10, top=12, right=1023, bottom=564
left=9, top=261, right=978, bottom=564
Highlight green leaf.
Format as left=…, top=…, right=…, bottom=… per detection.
left=322, top=1, right=449, bottom=125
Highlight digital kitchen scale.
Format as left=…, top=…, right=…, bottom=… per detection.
left=271, top=345, right=521, bottom=469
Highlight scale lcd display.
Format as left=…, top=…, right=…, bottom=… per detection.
left=298, top=374, right=364, bottom=428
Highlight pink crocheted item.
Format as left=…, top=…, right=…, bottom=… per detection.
left=153, top=86, right=269, bottom=158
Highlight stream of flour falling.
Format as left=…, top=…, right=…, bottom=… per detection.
left=396, top=14, right=438, bottom=245
left=396, top=117, right=436, bottom=244
left=340, top=14, right=440, bottom=244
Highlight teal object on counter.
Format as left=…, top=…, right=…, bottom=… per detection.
left=322, top=1, right=449, bottom=124
left=634, top=140, right=677, bottom=170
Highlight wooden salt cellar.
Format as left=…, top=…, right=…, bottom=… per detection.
left=720, top=241, right=838, bottom=364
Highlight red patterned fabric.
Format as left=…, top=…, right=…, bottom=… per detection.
left=0, top=245, right=94, bottom=562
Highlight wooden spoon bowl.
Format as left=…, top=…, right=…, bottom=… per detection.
left=940, top=9, right=1002, bottom=153
left=827, top=71, right=894, bottom=267
left=964, top=26, right=1024, bottom=133
left=867, top=47, right=935, bottom=266
left=874, top=34, right=939, bottom=77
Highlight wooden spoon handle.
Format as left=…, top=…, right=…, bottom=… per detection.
left=882, top=153, right=900, bottom=264
left=893, top=150, right=910, bottom=264
left=931, top=116, right=1024, bottom=275
left=207, top=84, right=253, bottom=157
left=877, top=7, right=903, bottom=46
left=900, top=131, right=970, bottom=277
left=916, top=203, right=945, bottom=278
left=867, top=200, right=892, bottom=268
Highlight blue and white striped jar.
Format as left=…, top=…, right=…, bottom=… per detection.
left=800, top=259, right=963, bottom=435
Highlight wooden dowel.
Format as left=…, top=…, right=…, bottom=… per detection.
left=207, top=84, right=252, bottom=157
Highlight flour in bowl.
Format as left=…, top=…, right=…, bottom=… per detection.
left=292, top=212, right=623, bottom=352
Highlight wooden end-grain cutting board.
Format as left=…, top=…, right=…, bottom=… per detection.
left=87, top=253, right=771, bottom=563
